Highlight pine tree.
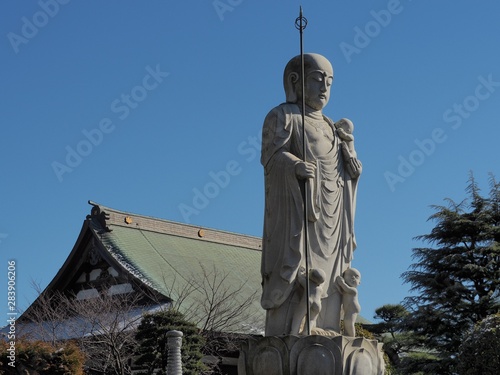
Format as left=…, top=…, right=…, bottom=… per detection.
left=401, top=174, right=500, bottom=373
left=371, top=304, right=410, bottom=366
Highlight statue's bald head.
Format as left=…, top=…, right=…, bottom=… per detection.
left=309, top=268, right=326, bottom=285
left=283, top=53, right=334, bottom=103
left=343, top=267, right=361, bottom=287
left=344, top=268, right=360, bottom=278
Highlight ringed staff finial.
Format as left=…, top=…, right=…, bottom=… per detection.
left=295, top=6, right=312, bottom=336
left=295, top=6, right=308, bottom=32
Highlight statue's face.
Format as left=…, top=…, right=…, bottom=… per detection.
left=303, top=56, right=334, bottom=111
left=304, top=70, right=333, bottom=111
left=345, top=269, right=361, bottom=287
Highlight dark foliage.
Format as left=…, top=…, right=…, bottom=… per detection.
left=456, top=313, right=500, bottom=375
left=0, top=339, right=85, bottom=374
left=135, top=309, right=208, bottom=375
left=401, top=174, right=500, bottom=373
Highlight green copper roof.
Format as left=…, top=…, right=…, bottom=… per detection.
left=89, top=202, right=265, bottom=334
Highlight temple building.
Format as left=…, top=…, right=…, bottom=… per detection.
left=15, top=201, right=265, bottom=371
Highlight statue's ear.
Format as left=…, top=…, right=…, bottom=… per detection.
left=285, top=72, right=299, bottom=103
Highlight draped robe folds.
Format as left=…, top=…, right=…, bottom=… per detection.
left=260, top=103, right=359, bottom=335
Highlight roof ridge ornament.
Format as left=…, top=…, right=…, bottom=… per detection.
left=87, top=200, right=112, bottom=232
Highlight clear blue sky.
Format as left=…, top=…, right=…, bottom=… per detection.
left=1, top=0, right=499, bottom=324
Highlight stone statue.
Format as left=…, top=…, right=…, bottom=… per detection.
left=260, top=53, right=362, bottom=336
left=335, top=118, right=361, bottom=179
left=336, top=268, right=361, bottom=337
left=241, top=53, right=383, bottom=375
left=291, top=267, right=326, bottom=335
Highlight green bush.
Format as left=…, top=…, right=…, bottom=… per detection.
left=457, top=313, right=500, bottom=375
left=0, top=339, right=85, bottom=374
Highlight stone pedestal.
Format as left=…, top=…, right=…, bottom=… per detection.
left=238, top=335, right=385, bottom=375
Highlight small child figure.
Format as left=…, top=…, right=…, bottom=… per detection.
left=291, top=267, right=326, bottom=335
left=336, top=267, right=361, bottom=337
left=335, top=118, right=361, bottom=178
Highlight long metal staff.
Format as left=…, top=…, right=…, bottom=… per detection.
left=295, top=6, right=311, bottom=336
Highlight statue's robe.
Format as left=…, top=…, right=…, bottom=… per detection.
left=260, top=103, right=359, bottom=335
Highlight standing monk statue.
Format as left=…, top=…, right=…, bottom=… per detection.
left=260, top=53, right=362, bottom=336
